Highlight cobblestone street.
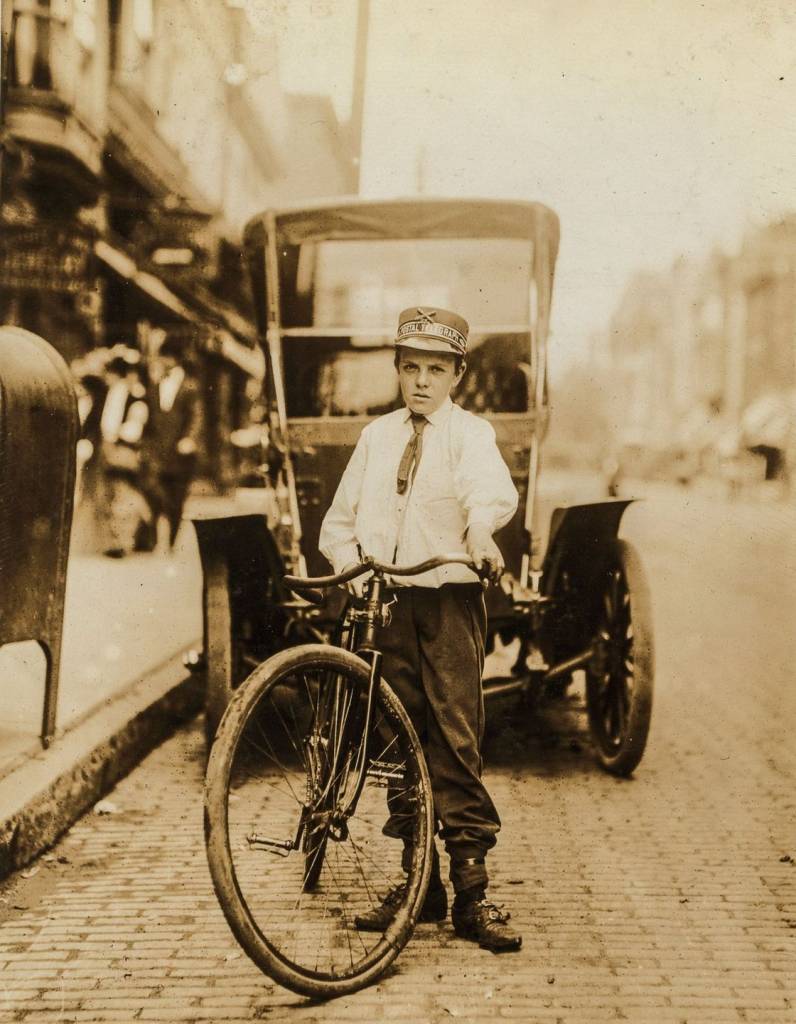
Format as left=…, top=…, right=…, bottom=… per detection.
left=1, top=487, right=794, bottom=1023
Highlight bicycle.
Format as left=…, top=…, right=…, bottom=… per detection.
left=204, top=552, right=483, bottom=998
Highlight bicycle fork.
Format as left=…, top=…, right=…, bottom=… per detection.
left=248, top=650, right=383, bottom=856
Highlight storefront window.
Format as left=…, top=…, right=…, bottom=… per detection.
left=10, top=1, right=54, bottom=89
left=74, top=0, right=97, bottom=52
left=133, top=0, right=154, bottom=46
left=109, top=0, right=153, bottom=79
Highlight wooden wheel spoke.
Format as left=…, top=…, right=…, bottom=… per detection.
left=585, top=541, right=654, bottom=775
left=604, top=674, right=624, bottom=744
left=607, top=568, right=620, bottom=622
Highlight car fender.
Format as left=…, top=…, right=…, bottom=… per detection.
left=538, top=499, right=636, bottom=661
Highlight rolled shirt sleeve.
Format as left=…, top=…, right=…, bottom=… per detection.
left=319, top=427, right=369, bottom=573
left=454, top=419, right=518, bottom=535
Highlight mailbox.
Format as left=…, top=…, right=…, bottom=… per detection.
left=190, top=512, right=289, bottom=743
left=0, top=326, right=78, bottom=746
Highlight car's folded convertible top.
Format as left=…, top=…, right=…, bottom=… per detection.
left=245, top=196, right=560, bottom=251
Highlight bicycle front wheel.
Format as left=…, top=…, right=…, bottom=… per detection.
left=204, top=644, right=434, bottom=998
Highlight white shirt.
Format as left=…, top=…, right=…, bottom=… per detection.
left=319, top=397, right=518, bottom=587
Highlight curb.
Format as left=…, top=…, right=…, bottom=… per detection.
left=0, top=652, right=204, bottom=880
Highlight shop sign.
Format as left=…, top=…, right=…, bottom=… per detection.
left=131, top=207, right=215, bottom=278
left=0, top=227, right=93, bottom=293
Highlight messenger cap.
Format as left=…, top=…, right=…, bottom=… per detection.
left=395, top=306, right=468, bottom=358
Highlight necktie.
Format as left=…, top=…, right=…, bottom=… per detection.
left=396, top=414, right=427, bottom=494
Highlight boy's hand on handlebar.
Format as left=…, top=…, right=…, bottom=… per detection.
left=466, top=525, right=504, bottom=584
left=340, top=562, right=366, bottom=598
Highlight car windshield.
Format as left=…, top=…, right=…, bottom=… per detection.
left=280, top=237, right=534, bottom=418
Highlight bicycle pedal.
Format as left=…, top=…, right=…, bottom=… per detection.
left=247, top=833, right=293, bottom=857
left=366, top=760, right=405, bottom=784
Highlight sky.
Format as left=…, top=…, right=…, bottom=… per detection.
left=246, top=0, right=796, bottom=372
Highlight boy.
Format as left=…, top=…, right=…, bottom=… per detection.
left=319, top=306, right=521, bottom=952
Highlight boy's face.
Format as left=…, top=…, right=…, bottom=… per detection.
left=397, top=348, right=465, bottom=415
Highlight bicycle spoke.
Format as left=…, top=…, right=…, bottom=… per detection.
left=339, top=829, right=378, bottom=909
left=236, top=724, right=304, bottom=807
left=301, top=669, right=320, bottom=718
left=324, top=848, right=369, bottom=968
left=314, top=869, right=335, bottom=973
left=269, top=691, right=310, bottom=775
left=330, top=683, right=355, bottom=776
left=232, top=772, right=297, bottom=805
left=343, top=829, right=398, bottom=890
left=235, top=732, right=301, bottom=803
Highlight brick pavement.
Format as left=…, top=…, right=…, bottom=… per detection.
left=0, top=492, right=794, bottom=1023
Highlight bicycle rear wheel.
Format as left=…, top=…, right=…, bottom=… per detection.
left=204, top=644, right=434, bottom=998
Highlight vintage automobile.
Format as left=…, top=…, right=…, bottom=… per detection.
left=191, top=197, right=653, bottom=775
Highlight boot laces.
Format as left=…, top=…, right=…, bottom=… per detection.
left=477, top=899, right=511, bottom=923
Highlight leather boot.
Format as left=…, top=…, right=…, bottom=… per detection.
left=451, top=898, right=522, bottom=952
left=354, top=878, right=448, bottom=932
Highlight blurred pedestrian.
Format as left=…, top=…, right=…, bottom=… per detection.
left=97, top=351, right=153, bottom=558
left=69, top=362, right=108, bottom=553
left=72, top=367, right=105, bottom=502
left=143, top=335, right=202, bottom=550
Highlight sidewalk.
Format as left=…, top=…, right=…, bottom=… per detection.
left=0, top=526, right=205, bottom=877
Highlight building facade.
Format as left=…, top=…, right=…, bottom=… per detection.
left=606, top=217, right=796, bottom=484
left=726, top=217, right=796, bottom=413
left=1, top=0, right=355, bottom=488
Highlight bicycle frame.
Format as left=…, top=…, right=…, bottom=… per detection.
left=283, top=552, right=480, bottom=844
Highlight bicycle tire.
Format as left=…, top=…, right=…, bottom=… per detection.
left=204, top=644, right=434, bottom=998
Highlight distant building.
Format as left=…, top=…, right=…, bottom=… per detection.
left=606, top=214, right=796, bottom=483
left=725, top=216, right=796, bottom=411
left=279, top=94, right=356, bottom=201
left=607, top=270, right=674, bottom=450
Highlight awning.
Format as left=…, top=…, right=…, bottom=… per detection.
left=95, top=239, right=264, bottom=379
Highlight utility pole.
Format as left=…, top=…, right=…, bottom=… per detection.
left=0, top=0, right=13, bottom=207
left=349, top=0, right=369, bottom=194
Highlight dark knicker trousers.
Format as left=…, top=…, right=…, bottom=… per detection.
left=376, top=582, right=500, bottom=893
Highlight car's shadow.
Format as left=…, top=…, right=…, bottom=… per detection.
left=190, top=676, right=602, bottom=784
left=482, top=677, right=598, bottom=778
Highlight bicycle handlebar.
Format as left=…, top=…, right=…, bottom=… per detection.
left=284, top=552, right=479, bottom=592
